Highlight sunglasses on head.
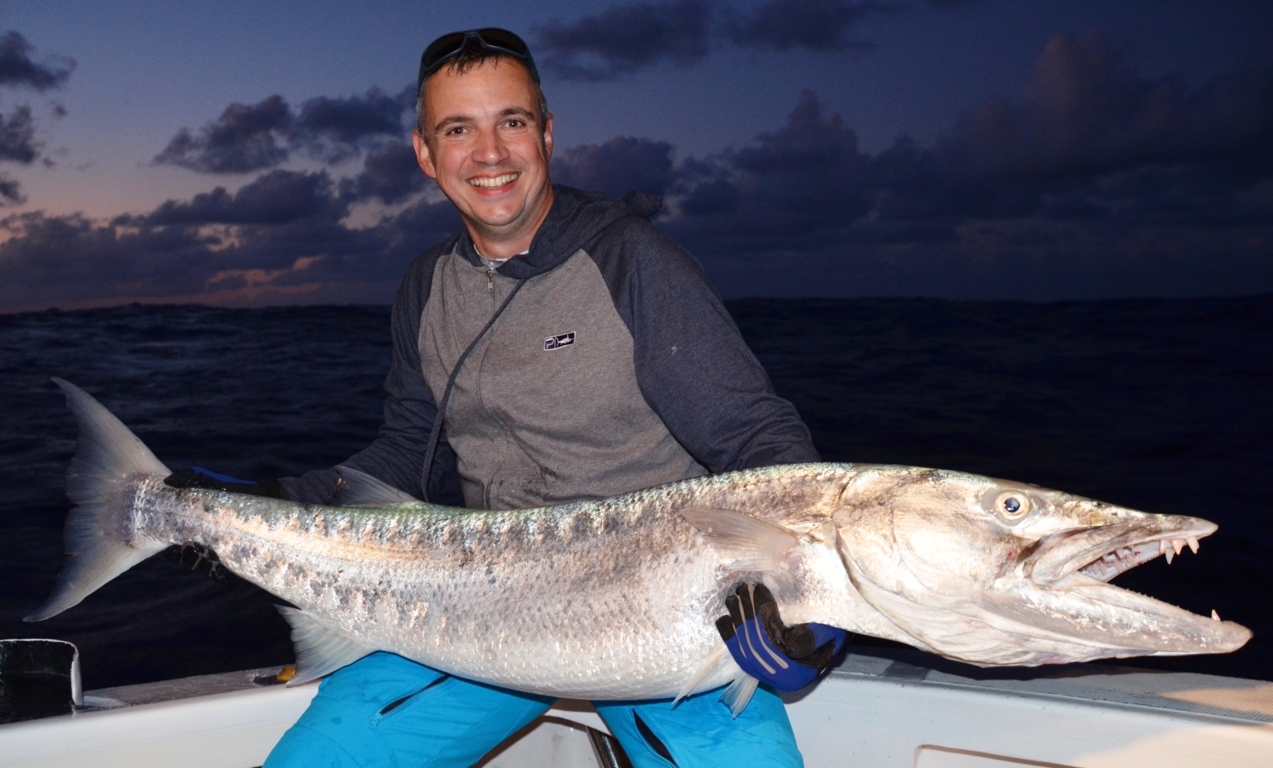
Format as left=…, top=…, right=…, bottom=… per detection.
left=418, top=28, right=539, bottom=91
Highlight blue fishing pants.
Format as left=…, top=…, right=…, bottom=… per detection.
left=263, top=652, right=803, bottom=768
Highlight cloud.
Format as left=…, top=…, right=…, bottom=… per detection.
left=153, top=96, right=293, bottom=174
left=122, top=170, right=347, bottom=227
left=665, top=90, right=875, bottom=253
left=535, top=0, right=713, bottom=81
left=293, top=86, right=415, bottom=163
left=552, top=136, right=677, bottom=198
left=0, top=31, right=74, bottom=91
left=0, top=182, right=462, bottom=312
left=721, top=0, right=879, bottom=53
left=153, top=88, right=415, bottom=173
left=0, top=104, right=38, bottom=164
left=338, top=141, right=426, bottom=205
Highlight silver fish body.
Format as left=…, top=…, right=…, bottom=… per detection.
left=28, top=380, right=1251, bottom=705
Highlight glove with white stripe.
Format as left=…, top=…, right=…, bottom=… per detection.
left=715, top=583, right=849, bottom=690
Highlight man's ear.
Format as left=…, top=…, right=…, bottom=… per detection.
left=412, top=130, right=437, bottom=179
left=542, top=113, right=554, bottom=162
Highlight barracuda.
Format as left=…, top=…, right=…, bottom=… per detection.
left=28, top=380, right=1251, bottom=712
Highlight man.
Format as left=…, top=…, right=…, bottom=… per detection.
left=181, top=28, right=845, bottom=768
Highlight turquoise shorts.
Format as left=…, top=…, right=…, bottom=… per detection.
left=264, top=652, right=802, bottom=768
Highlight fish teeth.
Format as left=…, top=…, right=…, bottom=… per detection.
left=1165, top=548, right=1174, bottom=565
left=1212, top=609, right=1221, bottom=621
left=1187, top=536, right=1199, bottom=554
left=1172, top=539, right=1184, bottom=556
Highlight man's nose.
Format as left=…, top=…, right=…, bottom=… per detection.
left=472, top=128, right=509, bottom=165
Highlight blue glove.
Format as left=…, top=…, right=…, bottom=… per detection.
left=164, top=466, right=287, bottom=499
left=715, top=583, right=849, bottom=691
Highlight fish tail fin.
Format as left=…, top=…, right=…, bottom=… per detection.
left=25, top=379, right=171, bottom=622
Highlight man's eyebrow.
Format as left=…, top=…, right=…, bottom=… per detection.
left=432, top=114, right=474, bottom=134
left=498, top=107, right=537, bottom=122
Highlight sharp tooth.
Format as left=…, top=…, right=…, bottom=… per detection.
left=1159, top=540, right=1167, bottom=555
left=1212, top=610, right=1221, bottom=621
left=1172, top=539, right=1184, bottom=556
left=1187, top=536, right=1199, bottom=554
left=1165, top=548, right=1174, bottom=565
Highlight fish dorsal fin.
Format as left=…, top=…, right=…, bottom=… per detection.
left=680, top=507, right=798, bottom=571
left=277, top=606, right=378, bottom=684
left=719, top=675, right=760, bottom=718
left=332, top=466, right=421, bottom=506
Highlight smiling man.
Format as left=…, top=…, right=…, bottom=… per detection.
left=257, top=28, right=844, bottom=768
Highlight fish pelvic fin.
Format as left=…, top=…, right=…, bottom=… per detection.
left=25, top=379, right=172, bottom=622
left=332, top=466, right=421, bottom=505
left=277, top=606, right=378, bottom=685
left=675, top=644, right=736, bottom=704
left=680, top=507, right=797, bottom=571
left=719, top=675, right=760, bottom=718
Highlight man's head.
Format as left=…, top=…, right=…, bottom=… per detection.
left=412, top=28, right=555, bottom=258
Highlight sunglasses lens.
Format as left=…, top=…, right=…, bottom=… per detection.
left=422, top=31, right=467, bottom=70
left=476, top=28, right=529, bottom=56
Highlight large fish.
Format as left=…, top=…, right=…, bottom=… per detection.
left=28, top=380, right=1250, bottom=712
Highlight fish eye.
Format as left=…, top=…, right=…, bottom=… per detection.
left=993, top=492, right=1031, bottom=522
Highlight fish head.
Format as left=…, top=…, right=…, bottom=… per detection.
left=831, top=465, right=1252, bottom=666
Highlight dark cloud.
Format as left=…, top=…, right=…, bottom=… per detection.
left=123, top=170, right=346, bottom=227
left=0, top=104, right=38, bottom=164
left=153, top=96, right=293, bottom=174
left=0, top=183, right=462, bottom=312
left=338, top=141, right=426, bottom=205
left=0, top=31, right=74, bottom=91
left=535, top=0, right=712, bottom=81
left=0, top=174, right=22, bottom=204
left=153, top=88, right=415, bottom=174
left=294, top=86, right=415, bottom=163
left=552, top=136, right=677, bottom=198
left=721, top=0, right=878, bottom=53
left=666, top=91, right=874, bottom=253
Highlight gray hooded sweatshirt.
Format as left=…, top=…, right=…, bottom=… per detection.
left=282, top=186, right=817, bottom=509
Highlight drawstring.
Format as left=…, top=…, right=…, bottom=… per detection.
left=420, top=278, right=527, bottom=502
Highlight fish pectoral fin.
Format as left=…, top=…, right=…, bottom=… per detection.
left=332, top=466, right=422, bottom=506
left=680, top=507, right=798, bottom=571
left=277, top=606, right=378, bottom=685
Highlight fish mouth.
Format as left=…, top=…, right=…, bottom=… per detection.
left=1028, top=517, right=1217, bottom=585
left=1007, top=516, right=1252, bottom=656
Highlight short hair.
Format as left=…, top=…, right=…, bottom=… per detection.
left=415, top=47, right=550, bottom=138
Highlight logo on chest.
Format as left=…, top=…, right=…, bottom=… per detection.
left=543, top=332, right=576, bottom=351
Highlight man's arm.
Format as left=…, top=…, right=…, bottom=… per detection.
left=592, top=218, right=819, bottom=473
left=278, top=247, right=463, bottom=505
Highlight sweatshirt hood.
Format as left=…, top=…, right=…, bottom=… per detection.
left=455, top=186, right=662, bottom=280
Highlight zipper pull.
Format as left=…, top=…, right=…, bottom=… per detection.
left=486, top=268, right=495, bottom=294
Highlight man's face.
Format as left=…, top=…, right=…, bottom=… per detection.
left=413, top=59, right=554, bottom=254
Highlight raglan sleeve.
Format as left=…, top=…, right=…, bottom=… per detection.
left=600, top=221, right=819, bottom=473
left=276, top=252, right=463, bottom=505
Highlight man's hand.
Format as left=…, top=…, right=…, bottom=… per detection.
left=163, top=542, right=230, bottom=581
left=715, top=583, right=849, bottom=691
left=163, top=466, right=288, bottom=498
left=162, top=467, right=287, bottom=581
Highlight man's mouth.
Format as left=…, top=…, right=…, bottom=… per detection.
left=469, top=173, right=519, bottom=189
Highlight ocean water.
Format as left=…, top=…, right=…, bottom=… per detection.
left=0, top=298, right=1269, bottom=691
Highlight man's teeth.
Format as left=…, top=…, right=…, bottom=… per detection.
left=470, top=173, right=518, bottom=188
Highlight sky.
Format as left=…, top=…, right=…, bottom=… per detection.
left=1, top=0, right=1271, bottom=312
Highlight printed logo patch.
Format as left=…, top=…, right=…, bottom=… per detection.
left=544, top=332, right=575, bottom=351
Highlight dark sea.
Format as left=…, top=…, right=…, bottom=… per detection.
left=1, top=298, right=1270, bottom=691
